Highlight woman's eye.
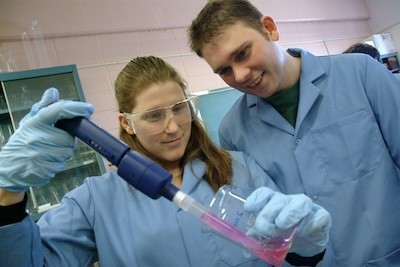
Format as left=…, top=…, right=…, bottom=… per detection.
left=142, top=110, right=163, bottom=122
left=172, top=102, right=188, bottom=113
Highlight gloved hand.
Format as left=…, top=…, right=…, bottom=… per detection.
left=0, top=87, right=94, bottom=192
left=244, top=187, right=331, bottom=257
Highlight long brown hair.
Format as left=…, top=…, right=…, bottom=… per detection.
left=114, top=56, right=232, bottom=191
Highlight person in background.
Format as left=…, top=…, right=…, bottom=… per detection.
left=343, top=42, right=382, bottom=62
left=188, top=0, right=400, bottom=266
left=0, top=56, right=331, bottom=266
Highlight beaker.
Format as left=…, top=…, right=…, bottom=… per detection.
left=205, top=185, right=297, bottom=267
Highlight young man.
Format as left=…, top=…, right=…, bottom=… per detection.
left=189, top=0, right=400, bottom=266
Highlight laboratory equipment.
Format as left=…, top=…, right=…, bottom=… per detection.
left=56, top=117, right=294, bottom=266
left=207, top=185, right=296, bottom=267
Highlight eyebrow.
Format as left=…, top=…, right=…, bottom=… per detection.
left=213, top=42, right=249, bottom=74
left=132, top=98, right=187, bottom=115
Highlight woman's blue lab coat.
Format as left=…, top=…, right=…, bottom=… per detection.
left=0, top=151, right=284, bottom=267
left=219, top=49, right=400, bottom=266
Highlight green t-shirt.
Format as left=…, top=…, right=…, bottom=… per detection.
left=266, top=81, right=299, bottom=127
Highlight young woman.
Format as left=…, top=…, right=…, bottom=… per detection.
left=0, top=56, right=330, bottom=267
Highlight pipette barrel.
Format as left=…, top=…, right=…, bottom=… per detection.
left=55, top=117, right=177, bottom=200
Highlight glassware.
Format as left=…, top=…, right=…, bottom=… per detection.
left=205, top=185, right=297, bottom=267
left=0, top=49, right=18, bottom=72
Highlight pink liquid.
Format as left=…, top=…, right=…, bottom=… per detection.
left=200, top=212, right=290, bottom=267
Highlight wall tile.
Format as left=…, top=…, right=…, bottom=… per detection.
left=172, top=28, right=192, bottom=54
left=77, top=67, right=111, bottom=95
left=106, top=63, right=126, bottom=90
left=139, top=29, right=179, bottom=56
left=90, top=109, right=120, bottom=134
left=187, top=73, right=225, bottom=93
left=181, top=55, right=214, bottom=76
left=84, top=87, right=117, bottom=113
left=98, top=32, right=143, bottom=62
left=163, top=56, right=189, bottom=83
left=54, top=35, right=103, bottom=66
left=366, top=0, right=400, bottom=33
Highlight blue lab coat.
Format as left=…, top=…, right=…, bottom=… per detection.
left=219, top=49, right=400, bottom=266
left=0, top=151, right=288, bottom=267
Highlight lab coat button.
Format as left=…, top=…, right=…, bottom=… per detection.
left=296, top=139, right=301, bottom=144
left=312, top=195, right=318, bottom=201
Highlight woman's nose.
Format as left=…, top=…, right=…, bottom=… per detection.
left=163, top=110, right=180, bottom=133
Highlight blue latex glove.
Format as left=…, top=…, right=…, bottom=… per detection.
left=244, top=187, right=331, bottom=257
left=0, top=87, right=94, bottom=192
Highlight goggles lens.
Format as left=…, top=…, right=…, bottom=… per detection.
left=125, top=96, right=199, bottom=135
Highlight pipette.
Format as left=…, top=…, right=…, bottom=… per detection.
left=55, top=117, right=288, bottom=266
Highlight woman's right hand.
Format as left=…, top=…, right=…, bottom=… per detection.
left=0, top=87, right=94, bottom=193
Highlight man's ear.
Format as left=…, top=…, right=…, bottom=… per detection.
left=118, top=113, right=135, bottom=135
left=260, top=16, right=280, bottom=41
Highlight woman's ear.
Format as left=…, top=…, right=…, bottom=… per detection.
left=118, top=113, right=135, bottom=135
left=260, top=16, right=280, bottom=41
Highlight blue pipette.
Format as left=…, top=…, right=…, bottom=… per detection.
left=55, top=117, right=209, bottom=219
left=55, top=117, right=179, bottom=200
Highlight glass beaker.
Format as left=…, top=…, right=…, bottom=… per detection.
left=204, top=185, right=297, bottom=267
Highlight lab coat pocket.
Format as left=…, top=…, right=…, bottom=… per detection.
left=311, top=109, right=382, bottom=184
left=366, top=247, right=400, bottom=266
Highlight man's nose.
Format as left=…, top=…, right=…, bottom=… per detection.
left=233, top=65, right=250, bottom=84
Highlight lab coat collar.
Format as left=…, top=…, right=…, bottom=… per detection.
left=291, top=49, right=325, bottom=132
left=244, top=49, right=325, bottom=133
left=181, top=159, right=206, bottom=194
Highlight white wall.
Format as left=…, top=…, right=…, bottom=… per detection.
left=365, top=0, right=400, bottom=51
left=0, top=0, right=374, bottom=138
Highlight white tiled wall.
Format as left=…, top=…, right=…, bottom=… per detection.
left=0, top=0, right=398, bottom=136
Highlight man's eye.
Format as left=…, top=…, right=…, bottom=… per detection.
left=219, top=67, right=232, bottom=77
left=236, top=48, right=248, bottom=61
left=142, top=110, right=164, bottom=122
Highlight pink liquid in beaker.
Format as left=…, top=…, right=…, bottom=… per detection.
left=200, top=212, right=289, bottom=266
left=252, top=239, right=289, bottom=267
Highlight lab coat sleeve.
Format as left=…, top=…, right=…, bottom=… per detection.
left=217, top=96, right=246, bottom=152
left=0, top=183, right=97, bottom=267
left=37, top=183, right=98, bottom=266
left=363, top=57, right=400, bottom=169
left=0, top=216, right=44, bottom=267
left=219, top=131, right=233, bottom=150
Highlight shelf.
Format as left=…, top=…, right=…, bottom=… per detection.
left=63, top=158, right=96, bottom=172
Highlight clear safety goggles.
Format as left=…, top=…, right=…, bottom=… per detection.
left=124, top=96, right=199, bottom=135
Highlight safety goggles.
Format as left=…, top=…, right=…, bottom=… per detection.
left=124, top=96, right=199, bottom=135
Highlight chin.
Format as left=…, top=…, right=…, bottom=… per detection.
left=162, top=151, right=185, bottom=163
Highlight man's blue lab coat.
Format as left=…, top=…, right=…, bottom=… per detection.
left=219, top=49, right=400, bottom=266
